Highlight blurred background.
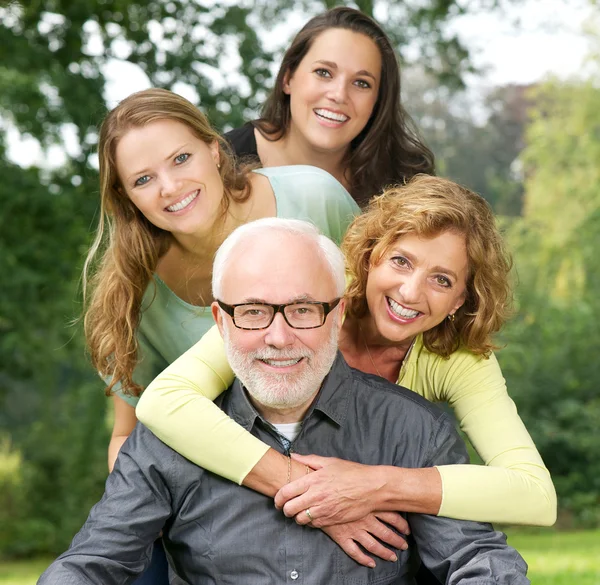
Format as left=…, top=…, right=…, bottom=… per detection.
left=0, top=0, right=599, bottom=583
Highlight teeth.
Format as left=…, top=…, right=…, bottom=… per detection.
left=262, top=358, right=302, bottom=367
left=315, top=108, right=349, bottom=123
left=388, top=298, right=419, bottom=319
left=166, top=190, right=198, bottom=212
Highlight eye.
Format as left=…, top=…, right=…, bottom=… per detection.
left=391, top=256, right=409, bottom=268
left=435, top=275, right=452, bottom=288
left=314, top=68, right=332, bottom=79
left=354, top=79, right=371, bottom=89
left=175, top=153, right=190, bottom=164
left=292, top=305, right=318, bottom=316
left=134, top=175, right=150, bottom=187
left=241, top=308, right=267, bottom=317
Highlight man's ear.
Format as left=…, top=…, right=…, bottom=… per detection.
left=212, top=302, right=225, bottom=337
left=336, top=298, right=346, bottom=334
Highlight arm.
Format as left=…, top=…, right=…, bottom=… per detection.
left=432, top=349, right=556, bottom=526
left=108, top=395, right=137, bottom=471
left=136, top=324, right=303, bottom=488
left=408, top=417, right=530, bottom=585
left=38, top=427, right=172, bottom=585
left=105, top=327, right=165, bottom=472
left=275, top=455, right=442, bottom=526
left=276, top=351, right=556, bottom=527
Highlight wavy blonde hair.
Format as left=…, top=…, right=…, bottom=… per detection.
left=343, top=175, right=513, bottom=357
left=84, top=88, right=252, bottom=396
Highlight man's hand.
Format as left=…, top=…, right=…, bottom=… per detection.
left=321, top=512, right=409, bottom=568
left=275, top=454, right=388, bottom=527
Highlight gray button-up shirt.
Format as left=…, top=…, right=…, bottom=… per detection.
left=39, top=353, right=529, bottom=585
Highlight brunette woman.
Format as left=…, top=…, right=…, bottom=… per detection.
left=225, top=7, right=434, bottom=206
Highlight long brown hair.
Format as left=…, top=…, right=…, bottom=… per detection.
left=255, top=6, right=434, bottom=206
left=84, top=88, right=251, bottom=396
left=343, top=175, right=513, bottom=357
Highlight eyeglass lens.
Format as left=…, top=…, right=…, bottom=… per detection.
left=233, top=303, right=325, bottom=329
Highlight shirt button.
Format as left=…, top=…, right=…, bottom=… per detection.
left=290, top=570, right=299, bottom=580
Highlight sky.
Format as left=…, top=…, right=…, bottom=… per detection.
left=6, top=0, right=596, bottom=167
left=454, top=0, right=595, bottom=86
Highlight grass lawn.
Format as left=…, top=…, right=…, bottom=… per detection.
left=1, top=530, right=598, bottom=584
left=0, top=558, right=52, bottom=585
left=504, top=527, right=600, bottom=584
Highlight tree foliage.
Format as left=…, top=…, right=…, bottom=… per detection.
left=402, top=69, right=527, bottom=214
left=499, top=78, right=600, bottom=525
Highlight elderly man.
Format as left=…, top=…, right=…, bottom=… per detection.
left=39, top=218, right=529, bottom=585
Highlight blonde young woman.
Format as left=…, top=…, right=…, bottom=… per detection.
left=136, top=176, right=556, bottom=566
left=84, top=87, right=364, bottom=582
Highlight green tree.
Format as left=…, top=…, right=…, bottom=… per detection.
left=500, top=77, right=600, bottom=526
left=402, top=70, right=527, bottom=214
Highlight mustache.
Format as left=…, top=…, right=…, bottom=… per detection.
left=250, top=350, right=312, bottom=361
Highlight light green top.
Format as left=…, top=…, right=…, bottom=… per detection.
left=112, top=165, right=360, bottom=406
left=137, top=328, right=557, bottom=527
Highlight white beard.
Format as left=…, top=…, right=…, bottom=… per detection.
left=222, top=322, right=339, bottom=411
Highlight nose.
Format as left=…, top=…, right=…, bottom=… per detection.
left=327, top=78, right=348, bottom=104
left=263, top=312, right=296, bottom=349
left=158, top=171, right=180, bottom=197
left=398, top=273, right=423, bottom=304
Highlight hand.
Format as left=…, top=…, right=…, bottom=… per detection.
left=321, top=512, right=409, bottom=568
left=275, top=453, right=386, bottom=527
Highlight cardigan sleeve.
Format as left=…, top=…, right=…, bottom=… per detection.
left=426, top=349, right=557, bottom=526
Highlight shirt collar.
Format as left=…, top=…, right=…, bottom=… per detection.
left=225, top=352, right=352, bottom=430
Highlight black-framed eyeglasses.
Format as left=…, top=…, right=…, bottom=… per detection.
left=217, top=298, right=341, bottom=330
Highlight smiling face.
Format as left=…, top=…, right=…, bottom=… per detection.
left=283, top=27, right=381, bottom=157
left=115, top=119, right=223, bottom=237
left=213, top=232, right=344, bottom=420
left=365, top=231, right=468, bottom=347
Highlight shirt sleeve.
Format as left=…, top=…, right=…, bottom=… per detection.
left=135, top=324, right=270, bottom=484
left=429, top=349, right=556, bottom=526
left=409, top=417, right=530, bottom=585
left=38, top=427, right=172, bottom=585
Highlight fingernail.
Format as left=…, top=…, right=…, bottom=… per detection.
left=368, top=561, right=376, bottom=569
left=401, top=543, right=408, bottom=551
left=390, top=554, right=398, bottom=562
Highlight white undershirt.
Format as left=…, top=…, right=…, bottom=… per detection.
left=273, top=421, right=302, bottom=443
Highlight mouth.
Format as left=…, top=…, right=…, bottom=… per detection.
left=165, top=190, right=199, bottom=213
left=386, top=297, right=421, bottom=321
left=314, top=108, right=350, bottom=126
left=258, top=357, right=305, bottom=369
